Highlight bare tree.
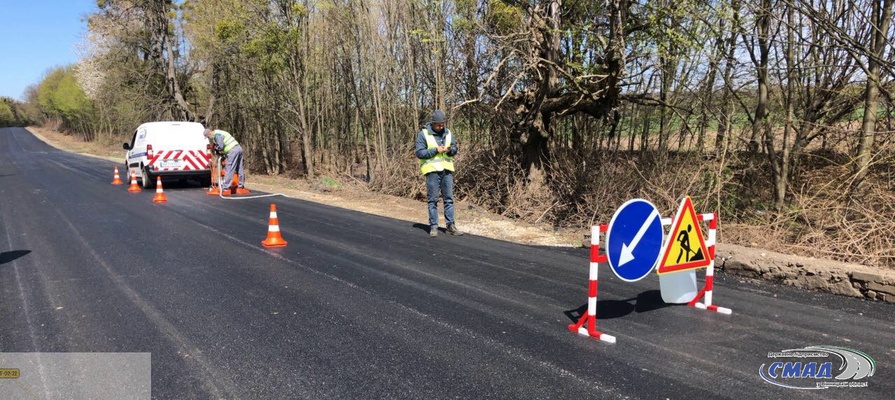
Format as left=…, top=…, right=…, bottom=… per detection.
left=487, top=0, right=629, bottom=175
left=95, top=0, right=196, bottom=121
left=852, top=0, right=894, bottom=193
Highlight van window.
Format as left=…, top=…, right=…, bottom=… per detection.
left=135, top=129, right=147, bottom=147
left=129, top=130, right=138, bottom=149
left=144, top=124, right=207, bottom=149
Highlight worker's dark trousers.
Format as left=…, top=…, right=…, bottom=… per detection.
left=222, top=145, right=245, bottom=188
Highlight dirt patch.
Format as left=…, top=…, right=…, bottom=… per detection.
left=26, top=126, right=895, bottom=303
left=716, top=243, right=895, bottom=303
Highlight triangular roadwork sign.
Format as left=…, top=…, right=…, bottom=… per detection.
left=658, top=196, right=711, bottom=275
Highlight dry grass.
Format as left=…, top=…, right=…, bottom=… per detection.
left=28, top=126, right=124, bottom=160
left=774, top=158, right=895, bottom=268
left=448, top=140, right=895, bottom=271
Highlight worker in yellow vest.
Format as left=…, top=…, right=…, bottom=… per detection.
left=415, top=110, right=463, bottom=238
left=204, top=127, right=246, bottom=191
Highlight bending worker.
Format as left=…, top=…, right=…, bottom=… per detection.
left=204, top=127, right=246, bottom=191
left=415, top=109, right=463, bottom=237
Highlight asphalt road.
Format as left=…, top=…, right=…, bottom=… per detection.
left=1, top=127, right=893, bottom=399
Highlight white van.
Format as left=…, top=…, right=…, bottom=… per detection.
left=123, top=121, right=212, bottom=188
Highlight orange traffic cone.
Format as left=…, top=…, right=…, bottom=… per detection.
left=152, top=177, right=168, bottom=203
left=223, top=172, right=240, bottom=196
left=234, top=174, right=250, bottom=195
left=220, top=174, right=251, bottom=196
left=127, top=171, right=142, bottom=192
left=261, top=204, right=287, bottom=247
left=111, top=166, right=124, bottom=185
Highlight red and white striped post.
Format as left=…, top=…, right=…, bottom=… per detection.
left=688, top=212, right=732, bottom=314
left=568, top=224, right=616, bottom=344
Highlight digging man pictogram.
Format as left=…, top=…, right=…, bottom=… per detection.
left=676, top=224, right=704, bottom=263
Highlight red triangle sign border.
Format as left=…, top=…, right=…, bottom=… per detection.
left=657, top=196, right=711, bottom=274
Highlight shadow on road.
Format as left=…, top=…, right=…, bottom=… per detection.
left=0, top=250, right=31, bottom=265
left=633, top=290, right=675, bottom=313
left=154, top=178, right=207, bottom=190
left=412, top=223, right=436, bottom=234
left=564, top=290, right=677, bottom=321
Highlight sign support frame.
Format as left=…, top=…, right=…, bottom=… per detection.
left=568, top=225, right=617, bottom=344
left=686, top=212, right=732, bottom=314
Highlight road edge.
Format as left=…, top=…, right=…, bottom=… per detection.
left=22, top=126, right=895, bottom=303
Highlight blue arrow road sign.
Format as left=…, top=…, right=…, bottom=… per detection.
left=606, top=199, right=664, bottom=282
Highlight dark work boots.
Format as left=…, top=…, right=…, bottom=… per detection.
left=447, top=224, right=463, bottom=236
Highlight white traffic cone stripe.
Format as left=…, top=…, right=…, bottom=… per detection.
left=269, top=225, right=280, bottom=232
left=270, top=212, right=278, bottom=218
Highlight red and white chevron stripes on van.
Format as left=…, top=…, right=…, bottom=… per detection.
left=148, top=150, right=211, bottom=171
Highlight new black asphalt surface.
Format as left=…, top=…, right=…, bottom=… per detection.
left=1, top=127, right=893, bottom=399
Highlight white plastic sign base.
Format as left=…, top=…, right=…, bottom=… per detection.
left=659, top=269, right=698, bottom=303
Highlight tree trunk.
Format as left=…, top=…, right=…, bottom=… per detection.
left=521, top=124, right=551, bottom=174
left=640, top=107, right=651, bottom=153
left=774, top=4, right=796, bottom=210
left=658, top=55, right=673, bottom=153
left=291, top=57, right=314, bottom=178
left=750, top=0, right=772, bottom=156
left=163, top=33, right=195, bottom=121
left=715, top=0, right=739, bottom=157
left=851, top=0, right=894, bottom=194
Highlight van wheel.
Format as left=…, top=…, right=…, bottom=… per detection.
left=142, top=167, right=156, bottom=189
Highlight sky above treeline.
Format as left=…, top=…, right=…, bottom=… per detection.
left=0, top=0, right=97, bottom=101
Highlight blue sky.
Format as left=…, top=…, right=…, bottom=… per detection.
left=0, top=0, right=97, bottom=101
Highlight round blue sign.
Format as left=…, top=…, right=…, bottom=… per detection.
left=606, top=199, right=664, bottom=282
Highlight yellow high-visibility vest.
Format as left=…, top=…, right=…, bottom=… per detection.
left=419, top=130, right=454, bottom=174
left=215, top=130, right=239, bottom=154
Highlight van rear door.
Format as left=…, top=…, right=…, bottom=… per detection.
left=148, top=149, right=210, bottom=171
left=144, top=124, right=211, bottom=173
